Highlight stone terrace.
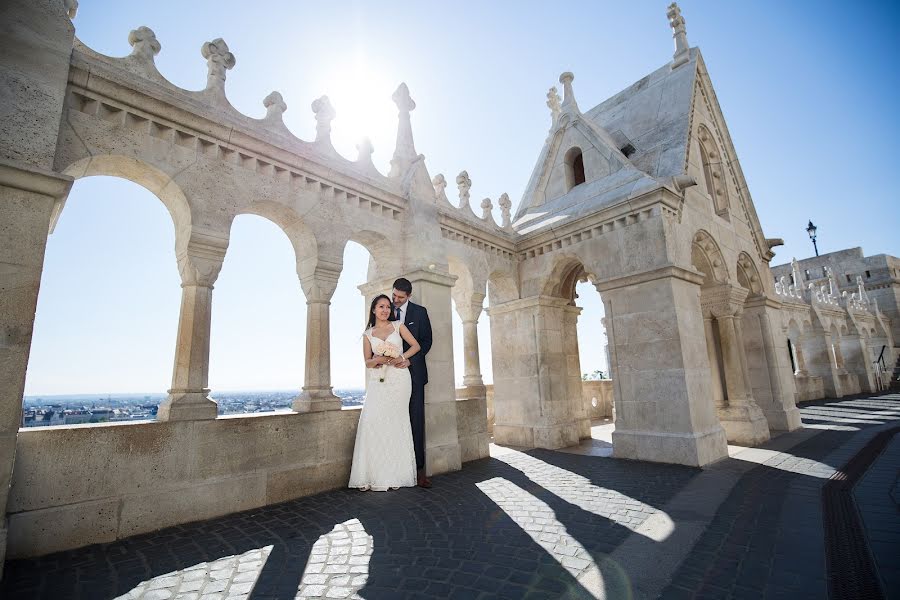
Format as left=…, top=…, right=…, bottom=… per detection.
left=2, top=393, right=899, bottom=600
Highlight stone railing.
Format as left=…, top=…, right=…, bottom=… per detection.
left=456, top=379, right=615, bottom=434
left=8, top=401, right=489, bottom=558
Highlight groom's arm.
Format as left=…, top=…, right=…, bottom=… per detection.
left=419, top=306, right=433, bottom=357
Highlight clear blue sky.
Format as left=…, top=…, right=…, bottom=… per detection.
left=24, top=1, right=900, bottom=395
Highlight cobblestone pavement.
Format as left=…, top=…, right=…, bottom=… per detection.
left=2, top=393, right=899, bottom=599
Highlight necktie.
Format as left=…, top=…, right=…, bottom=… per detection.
left=395, top=306, right=402, bottom=322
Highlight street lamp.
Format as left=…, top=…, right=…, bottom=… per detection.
left=806, top=220, right=819, bottom=257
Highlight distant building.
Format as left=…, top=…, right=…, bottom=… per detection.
left=772, top=248, right=900, bottom=350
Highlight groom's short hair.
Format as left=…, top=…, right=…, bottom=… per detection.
left=393, top=278, right=412, bottom=294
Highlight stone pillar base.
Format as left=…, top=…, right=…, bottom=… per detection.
left=612, top=425, right=727, bottom=467
left=577, top=417, right=591, bottom=440
left=157, top=391, right=218, bottom=421
left=763, top=405, right=802, bottom=433
left=718, top=404, right=771, bottom=446
left=427, top=441, right=462, bottom=476
left=293, top=388, right=342, bottom=412
left=494, top=422, right=581, bottom=449
left=458, top=384, right=486, bottom=400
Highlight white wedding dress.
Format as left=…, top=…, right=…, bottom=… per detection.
left=348, top=321, right=417, bottom=491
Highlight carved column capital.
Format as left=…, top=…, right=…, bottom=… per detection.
left=700, top=284, right=749, bottom=319
left=176, top=230, right=229, bottom=287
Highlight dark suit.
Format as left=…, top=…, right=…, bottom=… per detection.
left=399, top=301, right=432, bottom=470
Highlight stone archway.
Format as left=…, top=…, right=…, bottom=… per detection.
left=693, top=233, right=770, bottom=445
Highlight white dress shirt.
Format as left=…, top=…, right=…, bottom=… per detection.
left=395, top=300, right=409, bottom=324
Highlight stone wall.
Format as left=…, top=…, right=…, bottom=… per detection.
left=795, top=375, right=825, bottom=403
left=582, top=380, right=615, bottom=420
left=8, top=402, right=488, bottom=558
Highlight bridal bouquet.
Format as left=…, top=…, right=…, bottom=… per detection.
left=373, top=341, right=401, bottom=382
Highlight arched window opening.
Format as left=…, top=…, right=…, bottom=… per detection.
left=564, top=147, right=586, bottom=191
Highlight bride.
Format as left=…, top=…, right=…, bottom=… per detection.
left=348, top=294, right=421, bottom=491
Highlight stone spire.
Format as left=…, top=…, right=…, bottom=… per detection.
left=558, top=72, right=579, bottom=115
left=667, top=2, right=690, bottom=68
left=311, top=95, right=335, bottom=145
left=498, top=193, right=512, bottom=229
left=201, top=38, right=235, bottom=92
left=389, top=83, right=418, bottom=178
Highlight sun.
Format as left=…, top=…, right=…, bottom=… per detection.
left=322, top=55, right=399, bottom=171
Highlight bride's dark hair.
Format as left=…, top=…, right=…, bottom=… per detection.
left=367, top=294, right=396, bottom=329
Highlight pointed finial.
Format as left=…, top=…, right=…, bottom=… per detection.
left=311, top=95, right=336, bottom=144
left=558, top=72, right=579, bottom=114
left=432, top=174, right=448, bottom=203
left=480, top=198, right=494, bottom=221
left=356, top=137, right=374, bottom=161
left=201, top=38, right=235, bottom=90
left=456, top=171, right=472, bottom=210
left=498, top=193, right=512, bottom=229
left=389, top=83, right=418, bottom=178
left=546, top=87, right=561, bottom=127
left=128, top=27, right=160, bottom=62
left=263, top=91, right=287, bottom=120
left=667, top=3, right=690, bottom=68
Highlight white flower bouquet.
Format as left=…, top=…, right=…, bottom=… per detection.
left=373, top=340, right=401, bottom=382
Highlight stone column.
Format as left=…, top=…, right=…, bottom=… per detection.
left=489, top=296, right=585, bottom=449
left=842, top=331, right=877, bottom=393
left=294, top=266, right=342, bottom=412
left=158, top=231, right=228, bottom=421
left=406, top=269, right=461, bottom=475
left=701, top=284, right=770, bottom=445
left=703, top=316, right=726, bottom=408
left=0, top=0, right=76, bottom=573
left=0, top=166, right=72, bottom=575
left=562, top=303, right=590, bottom=440
left=755, top=306, right=801, bottom=431
left=597, top=270, right=727, bottom=467
left=802, top=327, right=840, bottom=397
left=713, top=313, right=770, bottom=445
left=453, top=292, right=486, bottom=398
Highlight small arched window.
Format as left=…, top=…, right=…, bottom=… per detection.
left=564, top=147, right=586, bottom=191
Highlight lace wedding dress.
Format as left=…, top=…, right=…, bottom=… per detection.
left=348, top=321, right=417, bottom=491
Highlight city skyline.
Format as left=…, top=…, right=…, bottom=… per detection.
left=23, top=0, right=900, bottom=395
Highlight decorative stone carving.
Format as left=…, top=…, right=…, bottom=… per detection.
left=480, top=197, right=494, bottom=221
left=64, top=0, right=78, bottom=19
left=432, top=173, right=449, bottom=203
left=263, top=91, right=287, bottom=120
left=128, top=26, right=161, bottom=61
left=667, top=2, right=690, bottom=68
left=456, top=170, right=472, bottom=210
left=201, top=38, right=235, bottom=90
left=389, top=83, right=418, bottom=178
left=311, top=95, right=336, bottom=144
left=546, top=87, right=561, bottom=127
left=498, top=193, right=512, bottom=228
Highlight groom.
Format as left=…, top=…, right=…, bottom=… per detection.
left=392, top=278, right=433, bottom=488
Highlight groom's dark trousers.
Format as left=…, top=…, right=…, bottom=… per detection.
left=401, top=301, right=432, bottom=470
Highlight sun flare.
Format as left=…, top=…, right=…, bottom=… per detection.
left=322, top=56, right=398, bottom=170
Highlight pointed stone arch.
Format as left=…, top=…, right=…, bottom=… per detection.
left=736, top=252, right=763, bottom=297
left=691, top=230, right=728, bottom=286
left=60, top=155, right=193, bottom=243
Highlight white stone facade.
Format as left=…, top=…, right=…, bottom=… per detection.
left=1, top=0, right=889, bottom=564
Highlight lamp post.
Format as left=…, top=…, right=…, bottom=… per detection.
left=806, top=220, right=819, bottom=257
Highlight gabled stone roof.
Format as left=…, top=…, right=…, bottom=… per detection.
left=513, top=51, right=697, bottom=235
left=584, top=49, right=698, bottom=181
